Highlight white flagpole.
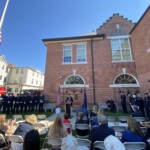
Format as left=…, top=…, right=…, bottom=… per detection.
left=0, top=0, right=10, bottom=30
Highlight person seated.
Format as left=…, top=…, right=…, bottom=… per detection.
left=131, top=105, right=144, bottom=117
left=48, top=115, right=67, bottom=150
left=140, top=121, right=150, bottom=139
left=90, top=105, right=99, bottom=118
left=14, top=114, right=37, bottom=138
left=106, top=99, right=116, bottom=112
left=91, top=108, right=104, bottom=127
left=75, top=112, right=89, bottom=125
left=23, top=129, right=40, bottom=150
left=0, top=114, right=15, bottom=135
left=62, top=113, right=71, bottom=134
left=91, top=115, right=115, bottom=150
left=121, top=116, right=149, bottom=150
left=104, top=135, right=125, bottom=150
left=61, top=134, right=89, bottom=150
left=76, top=104, right=88, bottom=117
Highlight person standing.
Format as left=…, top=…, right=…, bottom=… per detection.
left=120, top=91, right=128, bottom=113
left=38, top=93, right=44, bottom=112
left=65, top=94, right=73, bottom=118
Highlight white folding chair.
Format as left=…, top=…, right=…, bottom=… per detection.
left=124, top=142, right=146, bottom=150
left=0, top=134, right=10, bottom=150
left=6, top=135, right=23, bottom=150
left=37, top=114, right=49, bottom=128
left=77, top=138, right=91, bottom=148
left=63, top=123, right=72, bottom=134
left=118, top=116, right=128, bottom=123
left=107, top=116, right=116, bottom=122
left=75, top=124, right=90, bottom=138
left=94, top=141, right=105, bottom=150
left=134, top=117, right=145, bottom=122
left=111, top=125, right=126, bottom=132
left=13, top=115, right=23, bottom=122
left=34, top=122, right=47, bottom=135
left=42, top=137, right=62, bottom=149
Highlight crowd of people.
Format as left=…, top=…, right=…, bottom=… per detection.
left=0, top=93, right=45, bottom=114
left=0, top=91, right=150, bottom=150
left=120, top=91, right=150, bottom=120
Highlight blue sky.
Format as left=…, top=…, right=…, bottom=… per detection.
left=0, top=0, right=149, bottom=73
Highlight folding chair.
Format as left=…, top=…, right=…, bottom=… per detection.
left=6, top=135, right=23, bottom=150
left=111, top=125, right=126, bottom=132
left=77, top=138, right=91, bottom=148
left=6, top=135, right=23, bottom=143
left=75, top=124, right=90, bottom=138
left=34, top=122, right=47, bottom=135
left=13, top=115, right=23, bottom=122
left=37, top=115, right=49, bottom=128
left=42, top=137, right=62, bottom=149
left=94, top=141, right=105, bottom=150
left=124, top=142, right=146, bottom=150
left=63, top=123, right=72, bottom=134
left=0, top=134, right=10, bottom=150
left=140, top=127, right=147, bottom=136
left=118, top=116, right=128, bottom=123
left=133, top=117, right=145, bottom=122
left=107, top=116, right=116, bottom=122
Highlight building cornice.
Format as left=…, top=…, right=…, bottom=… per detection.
left=42, top=34, right=105, bottom=45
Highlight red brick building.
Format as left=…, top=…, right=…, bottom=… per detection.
left=43, top=6, right=150, bottom=106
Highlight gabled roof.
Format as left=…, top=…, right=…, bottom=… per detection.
left=130, top=5, right=150, bottom=33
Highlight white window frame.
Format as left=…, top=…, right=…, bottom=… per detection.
left=76, top=43, right=87, bottom=63
left=63, top=45, right=72, bottom=64
left=108, top=35, right=133, bottom=62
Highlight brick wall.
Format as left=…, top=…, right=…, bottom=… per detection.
left=44, top=14, right=138, bottom=107
left=131, top=7, right=150, bottom=93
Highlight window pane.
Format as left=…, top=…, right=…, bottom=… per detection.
left=112, top=50, right=121, bottom=61
left=111, top=39, right=120, bottom=50
left=63, top=46, right=72, bottom=63
left=122, top=49, right=131, bottom=60
left=120, top=39, right=129, bottom=49
left=111, top=38, right=132, bottom=61
left=77, top=44, right=86, bottom=63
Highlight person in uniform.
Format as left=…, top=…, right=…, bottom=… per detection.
left=144, top=93, right=150, bottom=120
left=14, top=94, right=20, bottom=113
left=38, top=93, right=44, bottom=112
left=120, top=91, right=128, bottom=113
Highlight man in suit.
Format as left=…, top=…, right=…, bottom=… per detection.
left=91, top=115, right=115, bottom=150
left=120, top=91, right=128, bottom=113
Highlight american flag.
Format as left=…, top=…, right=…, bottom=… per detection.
left=0, top=30, right=2, bottom=44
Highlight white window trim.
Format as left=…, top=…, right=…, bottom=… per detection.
left=76, top=43, right=87, bottom=64
left=110, top=36, right=133, bottom=62
left=63, top=45, right=73, bottom=64
left=107, top=35, right=131, bottom=39
left=110, top=73, right=140, bottom=88
left=109, top=84, right=140, bottom=88
left=64, top=74, right=85, bottom=85
left=60, top=84, right=89, bottom=88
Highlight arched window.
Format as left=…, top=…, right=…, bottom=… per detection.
left=65, top=75, right=84, bottom=85
left=114, top=74, right=137, bottom=84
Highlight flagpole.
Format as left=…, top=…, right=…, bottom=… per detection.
left=0, top=0, right=10, bottom=30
